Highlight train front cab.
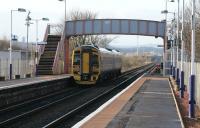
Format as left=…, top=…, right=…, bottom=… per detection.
left=72, top=47, right=100, bottom=85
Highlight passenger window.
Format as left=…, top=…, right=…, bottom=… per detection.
left=73, top=52, right=80, bottom=65
left=93, top=54, right=99, bottom=66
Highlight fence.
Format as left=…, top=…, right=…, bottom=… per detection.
left=166, top=49, right=200, bottom=108
left=177, top=61, right=200, bottom=108
left=0, top=50, right=35, bottom=80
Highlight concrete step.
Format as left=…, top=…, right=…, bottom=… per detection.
left=44, top=48, right=57, bottom=51
left=37, top=67, right=52, bottom=70
left=39, top=58, right=54, bottom=62
left=38, top=61, right=54, bottom=65
left=45, top=43, right=58, bottom=48
left=37, top=70, right=53, bottom=75
left=37, top=34, right=61, bottom=75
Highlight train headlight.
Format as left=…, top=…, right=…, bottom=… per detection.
left=93, top=66, right=97, bottom=70
left=73, top=66, right=80, bottom=75
left=74, top=66, right=80, bottom=71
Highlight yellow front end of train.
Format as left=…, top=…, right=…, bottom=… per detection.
left=72, top=46, right=100, bottom=85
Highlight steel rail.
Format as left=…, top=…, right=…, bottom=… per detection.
left=0, top=87, right=76, bottom=113
left=0, top=88, right=88, bottom=127
left=43, top=64, right=154, bottom=128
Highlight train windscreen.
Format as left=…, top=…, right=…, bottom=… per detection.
left=73, top=51, right=80, bottom=65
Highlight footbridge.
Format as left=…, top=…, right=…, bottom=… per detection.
left=38, top=19, right=166, bottom=74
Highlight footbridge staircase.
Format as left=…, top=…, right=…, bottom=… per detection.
left=37, top=25, right=65, bottom=75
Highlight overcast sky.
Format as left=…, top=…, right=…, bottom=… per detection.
left=0, top=0, right=188, bottom=48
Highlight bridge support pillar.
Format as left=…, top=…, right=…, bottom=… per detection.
left=64, top=38, right=70, bottom=74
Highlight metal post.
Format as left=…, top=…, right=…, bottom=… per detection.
left=26, top=11, right=31, bottom=76
left=65, top=0, right=66, bottom=21
left=170, top=16, right=174, bottom=76
left=176, top=0, right=180, bottom=86
left=170, top=25, right=173, bottom=76
left=180, top=0, right=185, bottom=98
left=172, top=13, right=176, bottom=79
left=172, top=39, right=176, bottom=78
left=189, top=0, right=196, bottom=118
left=170, top=38, right=173, bottom=76
left=163, top=0, right=168, bottom=76
left=10, top=10, right=13, bottom=80
left=10, top=8, right=26, bottom=79
left=35, top=20, right=38, bottom=76
left=26, top=20, right=29, bottom=76
left=9, top=8, right=26, bottom=79
left=170, top=39, right=173, bottom=75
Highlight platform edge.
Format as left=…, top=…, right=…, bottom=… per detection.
left=72, top=75, right=145, bottom=128
left=168, top=78, right=185, bottom=128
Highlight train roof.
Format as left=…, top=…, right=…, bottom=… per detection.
left=99, top=48, right=121, bottom=55
left=112, top=49, right=121, bottom=54
left=74, top=45, right=120, bottom=54
left=99, top=48, right=112, bottom=53
left=74, top=45, right=99, bottom=50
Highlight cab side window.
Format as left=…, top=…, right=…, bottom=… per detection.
left=93, top=54, right=99, bottom=67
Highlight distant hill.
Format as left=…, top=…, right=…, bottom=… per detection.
left=108, top=46, right=163, bottom=55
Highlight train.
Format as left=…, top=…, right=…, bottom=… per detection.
left=72, top=45, right=122, bottom=85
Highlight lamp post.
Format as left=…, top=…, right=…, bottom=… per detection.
left=58, top=0, right=66, bottom=21
left=25, top=11, right=32, bottom=76
left=169, top=28, right=173, bottom=76
left=180, top=0, right=185, bottom=98
left=165, top=12, right=176, bottom=78
left=31, top=18, right=49, bottom=76
left=163, top=0, right=168, bottom=76
left=176, top=0, right=180, bottom=88
left=10, top=8, right=26, bottom=80
left=165, top=12, right=176, bottom=77
left=172, top=15, right=176, bottom=79
left=189, top=0, right=196, bottom=118
left=161, top=0, right=174, bottom=76
left=168, top=13, right=176, bottom=78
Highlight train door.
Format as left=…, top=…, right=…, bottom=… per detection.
left=91, top=53, right=99, bottom=81
left=82, top=53, right=90, bottom=74
left=81, top=52, right=90, bottom=81
left=92, top=53, right=99, bottom=72
left=72, top=50, right=81, bottom=81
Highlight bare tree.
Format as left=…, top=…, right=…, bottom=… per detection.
left=68, top=10, right=106, bottom=48
left=183, top=5, right=192, bottom=56
left=0, top=36, right=21, bottom=51
left=55, top=10, right=114, bottom=49
left=0, top=36, right=9, bottom=50
left=181, top=1, right=200, bottom=60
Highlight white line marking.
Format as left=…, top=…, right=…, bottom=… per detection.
left=168, top=78, right=185, bottom=128
left=140, top=91, right=171, bottom=95
left=72, top=75, right=144, bottom=128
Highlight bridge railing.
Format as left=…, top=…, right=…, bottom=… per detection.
left=47, top=24, right=64, bottom=35
left=51, top=24, right=65, bottom=74
left=52, top=36, right=64, bottom=74
left=39, top=24, right=65, bottom=75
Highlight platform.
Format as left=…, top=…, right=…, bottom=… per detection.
left=0, top=75, right=71, bottom=90
left=73, top=76, right=184, bottom=128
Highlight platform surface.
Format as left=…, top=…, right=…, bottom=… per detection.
left=0, top=75, right=71, bottom=90
left=78, top=77, right=183, bottom=128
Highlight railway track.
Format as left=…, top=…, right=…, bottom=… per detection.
left=43, top=64, right=154, bottom=128
left=0, top=64, right=154, bottom=128
left=0, top=87, right=88, bottom=127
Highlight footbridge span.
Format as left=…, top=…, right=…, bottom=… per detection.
left=38, top=19, right=166, bottom=74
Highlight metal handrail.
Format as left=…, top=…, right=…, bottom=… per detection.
left=52, top=24, right=65, bottom=74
